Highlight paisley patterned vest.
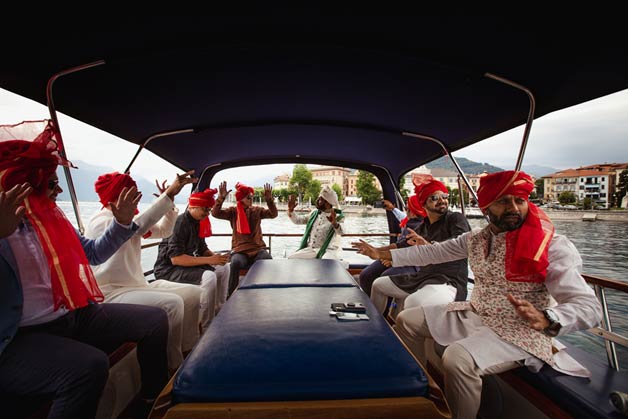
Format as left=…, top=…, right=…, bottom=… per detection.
left=449, top=227, right=554, bottom=364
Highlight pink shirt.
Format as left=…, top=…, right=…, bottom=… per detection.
left=7, top=221, right=68, bottom=326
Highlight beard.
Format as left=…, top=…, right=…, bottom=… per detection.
left=487, top=209, right=524, bottom=231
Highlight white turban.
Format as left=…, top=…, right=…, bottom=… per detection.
left=319, top=185, right=340, bottom=208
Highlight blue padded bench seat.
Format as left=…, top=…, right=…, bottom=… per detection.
left=238, top=259, right=358, bottom=289
left=505, top=342, right=628, bottom=419
left=173, top=286, right=428, bottom=404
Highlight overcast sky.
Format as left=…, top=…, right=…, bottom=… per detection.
left=1, top=87, right=626, bottom=187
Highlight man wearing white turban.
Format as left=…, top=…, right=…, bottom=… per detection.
left=287, top=185, right=344, bottom=260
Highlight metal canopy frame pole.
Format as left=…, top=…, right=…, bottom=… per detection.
left=47, top=60, right=106, bottom=233
left=124, top=129, right=195, bottom=174
left=484, top=73, right=536, bottom=172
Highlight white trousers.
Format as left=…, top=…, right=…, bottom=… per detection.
left=287, top=247, right=349, bottom=268
left=106, top=287, right=186, bottom=369
left=370, top=276, right=457, bottom=314
left=199, top=264, right=230, bottom=332
left=149, top=280, right=202, bottom=351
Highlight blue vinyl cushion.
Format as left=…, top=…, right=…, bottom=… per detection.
left=238, top=259, right=358, bottom=289
left=510, top=342, right=628, bottom=419
left=173, top=286, right=428, bottom=403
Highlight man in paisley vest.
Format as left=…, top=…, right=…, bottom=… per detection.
left=353, top=170, right=602, bottom=419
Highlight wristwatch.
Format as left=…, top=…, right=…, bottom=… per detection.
left=542, top=309, right=562, bottom=337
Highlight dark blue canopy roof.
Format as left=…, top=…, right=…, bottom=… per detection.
left=2, top=16, right=627, bottom=192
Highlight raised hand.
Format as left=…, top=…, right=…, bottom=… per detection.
left=164, top=170, right=197, bottom=200
left=153, top=179, right=167, bottom=198
left=383, top=199, right=395, bottom=211
left=327, top=208, right=336, bottom=224
left=263, top=183, right=273, bottom=201
left=0, top=183, right=32, bottom=238
left=406, top=228, right=429, bottom=246
left=351, top=239, right=379, bottom=260
left=218, top=181, right=231, bottom=200
left=507, top=294, right=548, bottom=331
left=288, top=194, right=297, bottom=212
left=110, top=186, right=142, bottom=225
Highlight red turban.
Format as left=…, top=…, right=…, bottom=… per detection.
left=478, top=171, right=555, bottom=282
left=235, top=182, right=255, bottom=201
left=399, top=194, right=422, bottom=228
left=189, top=188, right=216, bottom=208
left=235, top=182, right=254, bottom=234
left=188, top=188, right=217, bottom=238
left=0, top=120, right=103, bottom=310
left=412, top=176, right=448, bottom=217
left=94, top=172, right=138, bottom=209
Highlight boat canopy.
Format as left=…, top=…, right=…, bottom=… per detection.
left=1, top=16, right=627, bottom=191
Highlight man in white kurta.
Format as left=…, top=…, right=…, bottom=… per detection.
left=85, top=171, right=201, bottom=369
left=287, top=185, right=344, bottom=261
left=353, top=170, right=602, bottom=419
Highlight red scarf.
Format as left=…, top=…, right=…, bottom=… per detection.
left=477, top=171, right=554, bottom=282
left=399, top=195, right=422, bottom=228
left=189, top=188, right=217, bottom=238
left=0, top=120, right=103, bottom=310
left=235, top=182, right=254, bottom=235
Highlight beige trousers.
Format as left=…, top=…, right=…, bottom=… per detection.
left=396, top=306, right=519, bottom=419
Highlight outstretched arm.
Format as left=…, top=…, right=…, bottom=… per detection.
left=261, top=183, right=278, bottom=219
left=212, top=181, right=232, bottom=219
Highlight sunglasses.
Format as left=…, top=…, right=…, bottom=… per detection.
left=428, top=193, right=449, bottom=202
left=48, top=179, right=60, bottom=190
left=244, top=195, right=253, bottom=200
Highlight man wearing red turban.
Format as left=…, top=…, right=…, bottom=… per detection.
left=154, top=188, right=230, bottom=332
left=0, top=120, right=169, bottom=418
left=212, top=181, right=278, bottom=296
left=353, top=170, right=602, bottom=419
left=368, top=176, right=470, bottom=314
left=86, top=170, right=201, bottom=370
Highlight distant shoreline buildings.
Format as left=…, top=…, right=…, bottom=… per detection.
left=274, top=162, right=628, bottom=209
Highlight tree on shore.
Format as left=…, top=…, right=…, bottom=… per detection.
left=289, top=164, right=313, bottom=203
left=535, top=178, right=544, bottom=200
left=558, top=191, right=576, bottom=205
left=305, top=180, right=322, bottom=203
left=356, top=170, right=381, bottom=205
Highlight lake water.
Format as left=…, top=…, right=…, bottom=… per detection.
left=60, top=201, right=628, bottom=368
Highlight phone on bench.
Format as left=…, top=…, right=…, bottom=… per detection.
left=330, top=302, right=367, bottom=313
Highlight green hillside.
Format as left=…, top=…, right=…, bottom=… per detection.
left=426, top=157, right=504, bottom=174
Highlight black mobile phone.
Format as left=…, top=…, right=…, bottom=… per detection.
left=330, top=302, right=366, bottom=313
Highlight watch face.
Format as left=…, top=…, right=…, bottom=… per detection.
left=545, top=309, right=559, bottom=323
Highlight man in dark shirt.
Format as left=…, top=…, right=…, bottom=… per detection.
left=154, top=189, right=230, bottom=331
left=358, top=197, right=424, bottom=296
left=366, top=177, right=470, bottom=314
